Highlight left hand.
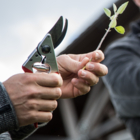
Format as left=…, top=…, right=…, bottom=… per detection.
left=57, top=50, right=108, bottom=98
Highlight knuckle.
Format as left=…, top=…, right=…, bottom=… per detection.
left=26, top=100, right=37, bottom=110
left=27, top=87, right=38, bottom=98
left=88, top=86, right=91, bottom=93
left=51, top=100, right=58, bottom=110
left=98, top=64, right=108, bottom=76
left=29, top=112, right=38, bottom=122
left=23, top=74, right=36, bottom=83
left=55, top=88, right=62, bottom=98
left=95, top=77, right=99, bottom=85
left=95, top=50, right=104, bottom=61
left=78, top=86, right=91, bottom=96
left=79, top=90, right=86, bottom=96
left=99, top=50, right=105, bottom=60
left=97, top=64, right=107, bottom=75
left=103, top=65, right=108, bottom=75
left=52, top=74, right=60, bottom=85
left=92, top=77, right=99, bottom=85
left=97, top=50, right=103, bottom=55
left=97, top=63, right=102, bottom=70
left=47, top=113, right=53, bottom=121
left=84, top=86, right=91, bottom=95
left=52, top=74, right=62, bottom=86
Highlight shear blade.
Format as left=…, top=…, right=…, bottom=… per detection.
left=48, top=16, right=68, bottom=49
left=48, top=16, right=63, bottom=48
left=54, top=18, right=68, bottom=48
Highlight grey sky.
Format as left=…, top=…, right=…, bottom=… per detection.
left=0, top=0, right=117, bottom=81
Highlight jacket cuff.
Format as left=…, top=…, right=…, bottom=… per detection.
left=0, top=82, right=19, bottom=133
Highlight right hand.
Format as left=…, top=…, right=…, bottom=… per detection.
left=3, top=72, right=62, bottom=127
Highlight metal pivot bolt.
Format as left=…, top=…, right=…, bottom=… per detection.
left=41, top=45, right=51, bottom=54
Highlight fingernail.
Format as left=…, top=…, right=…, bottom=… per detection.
left=95, top=52, right=100, bottom=60
left=87, top=63, right=94, bottom=70
left=81, top=70, right=86, bottom=77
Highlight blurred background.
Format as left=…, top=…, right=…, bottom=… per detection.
left=0, top=0, right=117, bottom=82
left=0, top=0, right=139, bottom=140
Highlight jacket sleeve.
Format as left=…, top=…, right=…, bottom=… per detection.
left=102, top=36, right=140, bottom=117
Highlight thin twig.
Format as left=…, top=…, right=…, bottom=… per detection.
left=96, top=27, right=111, bottom=50
left=82, top=27, right=111, bottom=70
left=82, top=1, right=128, bottom=70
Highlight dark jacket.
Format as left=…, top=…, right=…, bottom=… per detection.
left=102, top=19, right=140, bottom=140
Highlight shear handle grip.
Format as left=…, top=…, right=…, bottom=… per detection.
left=22, top=66, right=33, bottom=73
left=22, top=66, right=59, bottom=128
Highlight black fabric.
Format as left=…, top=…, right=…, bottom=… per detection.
left=0, top=104, right=11, bottom=114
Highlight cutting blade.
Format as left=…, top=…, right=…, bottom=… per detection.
left=48, top=16, right=63, bottom=48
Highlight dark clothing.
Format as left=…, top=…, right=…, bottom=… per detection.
left=0, top=82, right=46, bottom=140
left=102, top=19, right=140, bottom=140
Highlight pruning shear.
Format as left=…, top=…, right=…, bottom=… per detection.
left=22, top=16, right=68, bottom=128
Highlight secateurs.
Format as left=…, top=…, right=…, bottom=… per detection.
left=22, top=16, right=68, bottom=128
left=22, top=16, right=68, bottom=74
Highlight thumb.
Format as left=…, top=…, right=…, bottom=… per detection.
left=62, top=56, right=90, bottom=73
left=79, top=57, right=90, bottom=70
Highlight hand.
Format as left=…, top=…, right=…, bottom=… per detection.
left=3, top=72, right=62, bottom=127
left=57, top=50, right=108, bottom=98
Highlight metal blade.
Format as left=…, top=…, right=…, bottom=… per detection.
left=48, top=16, right=63, bottom=48
left=54, top=18, right=68, bottom=48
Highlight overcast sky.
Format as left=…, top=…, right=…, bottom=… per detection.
left=0, top=0, right=117, bottom=81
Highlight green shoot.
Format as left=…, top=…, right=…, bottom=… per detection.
left=96, top=1, right=129, bottom=50
left=83, top=1, right=129, bottom=69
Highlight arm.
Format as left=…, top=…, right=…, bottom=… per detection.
left=1, top=72, right=62, bottom=139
